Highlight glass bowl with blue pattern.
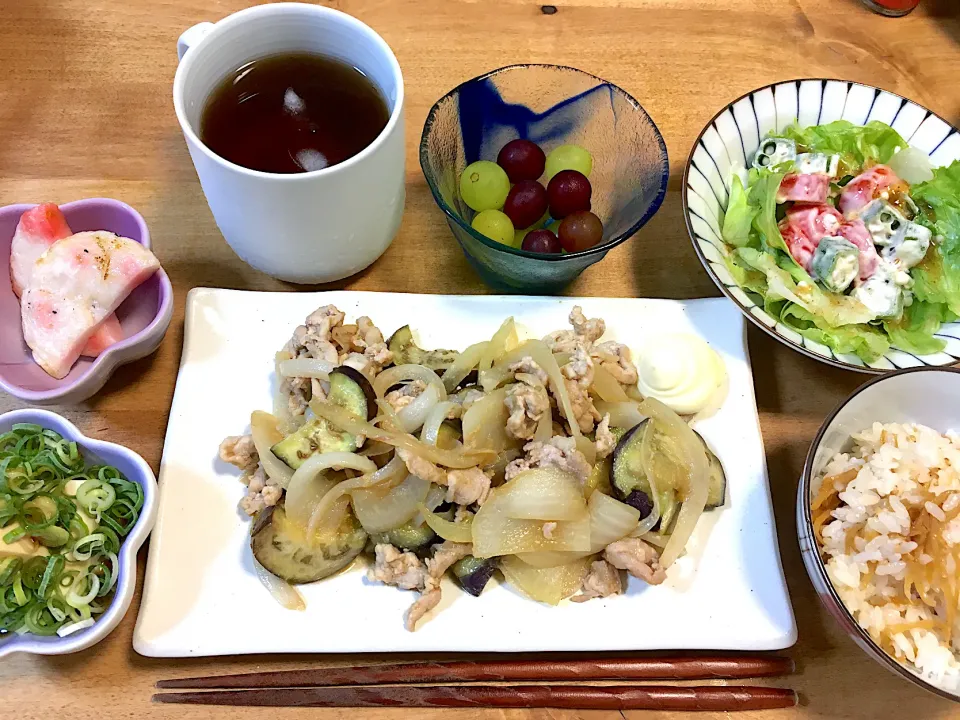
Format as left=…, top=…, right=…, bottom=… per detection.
left=420, top=64, right=669, bottom=293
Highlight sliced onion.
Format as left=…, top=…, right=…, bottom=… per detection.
left=639, top=398, right=708, bottom=567
left=278, top=357, right=334, bottom=379
left=421, top=401, right=456, bottom=446
left=500, top=468, right=587, bottom=521
left=587, top=491, right=640, bottom=550
left=254, top=558, right=306, bottom=611
left=420, top=504, right=473, bottom=542
left=250, top=411, right=294, bottom=488
left=534, top=405, right=553, bottom=442
left=472, top=482, right=591, bottom=558
left=273, top=353, right=306, bottom=435
left=635, top=530, right=669, bottom=548
left=307, top=454, right=406, bottom=538
left=375, top=399, right=403, bottom=432
left=479, top=318, right=518, bottom=371
left=889, top=146, right=934, bottom=185
left=396, top=383, right=441, bottom=433
left=311, top=400, right=494, bottom=468
left=500, top=555, right=591, bottom=605
left=441, top=341, right=489, bottom=393
left=359, top=441, right=395, bottom=457
left=462, top=386, right=513, bottom=453
left=516, top=491, right=640, bottom=567
left=594, top=401, right=647, bottom=429
left=352, top=473, right=430, bottom=532
left=285, top=452, right=377, bottom=528
left=515, top=550, right=584, bottom=568
left=592, top=365, right=630, bottom=402
left=374, top=364, right=446, bottom=401
left=412, top=483, right=448, bottom=527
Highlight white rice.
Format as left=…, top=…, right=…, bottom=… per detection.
left=815, top=422, right=960, bottom=691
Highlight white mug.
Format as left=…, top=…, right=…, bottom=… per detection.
left=173, top=3, right=405, bottom=284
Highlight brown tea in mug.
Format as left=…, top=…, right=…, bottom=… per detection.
left=200, top=52, right=390, bottom=174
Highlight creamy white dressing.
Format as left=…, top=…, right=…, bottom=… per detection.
left=635, top=334, right=726, bottom=415
left=853, top=261, right=903, bottom=319
left=830, top=252, right=859, bottom=290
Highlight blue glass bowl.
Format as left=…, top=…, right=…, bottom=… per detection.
left=420, top=64, right=669, bottom=292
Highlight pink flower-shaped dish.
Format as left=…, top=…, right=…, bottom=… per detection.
left=0, top=199, right=173, bottom=405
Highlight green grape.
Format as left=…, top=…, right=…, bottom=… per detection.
left=459, top=161, right=511, bottom=211
left=471, top=209, right=515, bottom=245
left=545, top=144, right=593, bottom=180
left=546, top=218, right=562, bottom=235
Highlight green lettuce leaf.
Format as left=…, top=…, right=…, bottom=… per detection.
left=882, top=301, right=948, bottom=356
left=735, top=247, right=876, bottom=327
left=747, top=171, right=794, bottom=259
left=911, top=160, right=960, bottom=315
left=781, top=120, right=907, bottom=168
left=722, top=248, right=766, bottom=296
left=721, top=175, right=759, bottom=248
left=780, top=302, right=889, bottom=362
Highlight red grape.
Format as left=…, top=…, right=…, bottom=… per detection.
left=547, top=170, right=592, bottom=218
left=503, top=180, right=548, bottom=230
left=558, top=211, right=603, bottom=252
left=521, top=229, right=562, bottom=254
left=497, top=139, right=546, bottom=182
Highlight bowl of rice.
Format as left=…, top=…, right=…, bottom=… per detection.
left=799, top=367, right=960, bottom=701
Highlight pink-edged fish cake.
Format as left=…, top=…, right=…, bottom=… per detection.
left=10, top=203, right=72, bottom=296
left=10, top=203, right=125, bottom=357
left=21, top=231, right=160, bottom=379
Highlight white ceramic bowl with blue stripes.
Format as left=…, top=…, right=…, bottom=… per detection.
left=683, top=79, right=960, bottom=373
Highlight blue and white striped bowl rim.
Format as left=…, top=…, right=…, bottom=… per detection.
left=683, top=79, right=960, bottom=374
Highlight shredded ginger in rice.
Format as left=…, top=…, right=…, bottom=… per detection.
left=814, top=422, right=960, bottom=689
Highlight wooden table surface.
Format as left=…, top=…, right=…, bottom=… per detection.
left=2, top=0, right=960, bottom=717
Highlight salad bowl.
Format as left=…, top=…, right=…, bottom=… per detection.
left=0, top=408, right=158, bottom=657
left=683, top=79, right=960, bottom=373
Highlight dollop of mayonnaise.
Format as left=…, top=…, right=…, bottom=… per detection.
left=636, top=334, right=726, bottom=415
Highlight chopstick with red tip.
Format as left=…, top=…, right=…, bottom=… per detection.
left=156, top=655, right=795, bottom=689
left=153, top=684, right=798, bottom=711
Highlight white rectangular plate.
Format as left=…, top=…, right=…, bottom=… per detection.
left=135, top=290, right=796, bottom=657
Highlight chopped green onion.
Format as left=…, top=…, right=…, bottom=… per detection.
left=21, top=556, right=48, bottom=590
left=76, top=478, right=116, bottom=516
left=65, top=574, right=100, bottom=608
left=0, top=557, right=22, bottom=585
left=37, top=556, right=64, bottom=599
left=0, top=424, right=135, bottom=638
left=3, top=525, right=25, bottom=544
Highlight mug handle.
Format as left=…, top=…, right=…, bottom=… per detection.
left=177, top=22, right=215, bottom=61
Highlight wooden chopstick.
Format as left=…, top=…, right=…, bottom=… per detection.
left=153, top=684, right=797, bottom=711
left=156, top=655, right=794, bottom=689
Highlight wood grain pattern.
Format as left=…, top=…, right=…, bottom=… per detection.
left=155, top=656, right=796, bottom=688
left=0, top=0, right=958, bottom=718
left=152, top=685, right=799, bottom=711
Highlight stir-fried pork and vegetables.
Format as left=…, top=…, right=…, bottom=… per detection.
left=218, top=306, right=727, bottom=630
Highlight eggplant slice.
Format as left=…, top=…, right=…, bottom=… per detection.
left=251, top=502, right=368, bottom=584
left=388, top=325, right=460, bottom=371
left=272, top=364, right=377, bottom=469
left=696, top=432, right=727, bottom=509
